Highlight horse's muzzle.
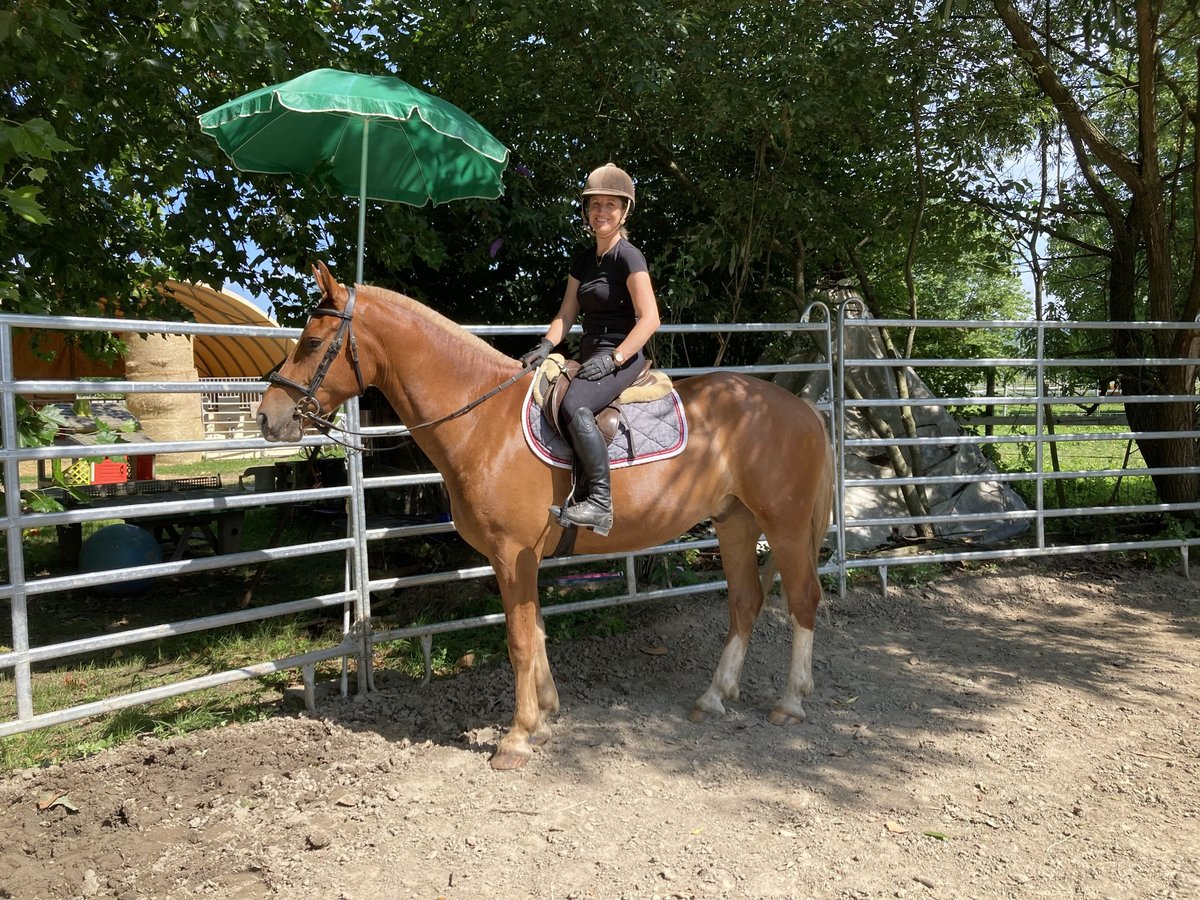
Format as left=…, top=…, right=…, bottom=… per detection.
left=257, top=410, right=302, bottom=444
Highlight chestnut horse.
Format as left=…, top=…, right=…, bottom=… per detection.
left=258, top=263, right=834, bottom=770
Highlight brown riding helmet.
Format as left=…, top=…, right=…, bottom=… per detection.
left=582, top=163, right=635, bottom=214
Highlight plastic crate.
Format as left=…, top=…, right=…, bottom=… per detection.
left=91, top=458, right=130, bottom=485
left=61, top=460, right=91, bottom=487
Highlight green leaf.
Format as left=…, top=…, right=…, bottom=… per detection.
left=24, top=492, right=65, bottom=513
left=2, top=185, right=51, bottom=224
left=923, top=831, right=950, bottom=841
left=8, top=118, right=79, bottom=159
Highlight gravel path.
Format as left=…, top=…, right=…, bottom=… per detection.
left=2, top=560, right=1197, bottom=899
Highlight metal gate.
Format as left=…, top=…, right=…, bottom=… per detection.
left=3, top=303, right=1197, bottom=739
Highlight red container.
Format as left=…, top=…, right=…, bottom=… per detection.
left=91, top=458, right=130, bottom=484
left=133, top=454, right=155, bottom=480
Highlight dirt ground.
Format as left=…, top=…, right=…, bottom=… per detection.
left=1, top=560, right=1197, bottom=900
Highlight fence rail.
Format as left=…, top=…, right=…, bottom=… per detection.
left=3, top=305, right=1199, bottom=739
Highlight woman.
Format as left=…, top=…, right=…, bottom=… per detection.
left=518, top=163, right=662, bottom=537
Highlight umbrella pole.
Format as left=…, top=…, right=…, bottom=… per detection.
left=356, top=119, right=369, bottom=284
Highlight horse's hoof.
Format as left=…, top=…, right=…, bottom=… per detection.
left=767, top=706, right=806, bottom=726
left=529, top=721, right=553, bottom=747
left=691, top=689, right=726, bottom=721
left=489, top=747, right=532, bottom=770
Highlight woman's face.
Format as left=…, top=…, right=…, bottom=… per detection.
left=586, top=194, right=627, bottom=237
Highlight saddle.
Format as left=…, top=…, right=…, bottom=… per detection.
left=534, top=354, right=673, bottom=443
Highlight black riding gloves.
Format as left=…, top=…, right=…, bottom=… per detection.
left=519, top=337, right=554, bottom=368
left=578, top=353, right=618, bottom=380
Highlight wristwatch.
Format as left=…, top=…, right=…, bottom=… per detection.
left=611, top=350, right=626, bottom=366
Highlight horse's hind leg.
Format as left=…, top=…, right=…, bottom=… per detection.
left=690, top=504, right=765, bottom=722
left=764, top=536, right=822, bottom=726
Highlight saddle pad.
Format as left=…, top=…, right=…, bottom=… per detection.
left=521, top=380, right=688, bottom=470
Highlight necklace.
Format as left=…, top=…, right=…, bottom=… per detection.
left=595, top=237, right=620, bottom=265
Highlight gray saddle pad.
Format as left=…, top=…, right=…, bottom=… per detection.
left=521, top=381, right=688, bottom=470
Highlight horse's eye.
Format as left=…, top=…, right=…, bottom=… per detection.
left=306, top=337, right=323, bottom=350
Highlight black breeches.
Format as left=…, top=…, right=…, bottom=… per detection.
left=558, top=336, right=644, bottom=431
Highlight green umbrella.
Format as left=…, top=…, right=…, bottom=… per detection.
left=199, top=67, right=509, bottom=282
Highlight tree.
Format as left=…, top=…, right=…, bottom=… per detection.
left=381, top=2, right=1030, bottom=361
left=1, top=1, right=447, bottom=321
left=981, top=0, right=1200, bottom=504
left=4, top=0, right=1034, bottom=354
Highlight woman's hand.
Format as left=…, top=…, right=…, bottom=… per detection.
left=519, top=337, right=554, bottom=368
left=578, top=353, right=617, bottom=380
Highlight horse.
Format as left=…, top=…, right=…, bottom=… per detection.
left=258, top=262, right=835, bottom=770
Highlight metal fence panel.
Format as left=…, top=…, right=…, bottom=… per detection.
left=4, top=305, right=1197, bottom=740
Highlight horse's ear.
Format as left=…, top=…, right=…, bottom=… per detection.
left=311, top=261, right=347, bottom=310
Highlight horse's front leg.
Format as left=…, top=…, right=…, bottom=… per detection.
left=491, top=550, right=558, bottom=770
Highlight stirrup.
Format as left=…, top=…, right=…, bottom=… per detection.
left=557, top=498, right=612, bottom=537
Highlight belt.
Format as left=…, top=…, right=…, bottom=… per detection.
left=583, top=326, right=629, bottom=336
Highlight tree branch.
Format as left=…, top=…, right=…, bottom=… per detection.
left=962, top=190, right=1109, bottom=256
left=992, top=0, right=1140, bottom=188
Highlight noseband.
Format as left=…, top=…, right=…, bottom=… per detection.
left=267, top=287, right=367, bottom=427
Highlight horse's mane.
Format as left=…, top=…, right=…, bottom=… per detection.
left=362, top=283, right=514, bottom=369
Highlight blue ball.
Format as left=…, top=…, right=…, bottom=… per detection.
left=78, top=524, right=162, bottom=595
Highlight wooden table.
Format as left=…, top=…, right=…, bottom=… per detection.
left=58, top=480, right=246, bottom=562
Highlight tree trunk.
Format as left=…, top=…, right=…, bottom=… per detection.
left=1111, top=219, right=1199, bottom=505
left=995, top=0, right=1198, bottom=508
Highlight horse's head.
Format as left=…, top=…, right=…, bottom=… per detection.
left=257, top=261, right=368, bottom=443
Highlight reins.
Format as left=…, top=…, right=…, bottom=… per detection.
left=303, top=365, right=537, bottom=453
left=270, top=287, right=555, bottom=454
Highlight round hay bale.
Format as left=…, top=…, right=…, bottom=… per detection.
left=122, top=332, right=204, bottom=464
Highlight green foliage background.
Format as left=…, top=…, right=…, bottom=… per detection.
left=1, top=1, right=1196, bottom=378
left=2, top=1, right=1035, bottom=339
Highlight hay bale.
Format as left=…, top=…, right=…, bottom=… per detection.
left=122, top=333, right=204, bottom=464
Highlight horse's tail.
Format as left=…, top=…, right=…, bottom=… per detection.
left=758, top=428, right=836, bottom=599
left=758, top=552, right=778, bottom=598
left=816, top=436, right=836, bottom=552
left=810, top=436, right=836, bottom=590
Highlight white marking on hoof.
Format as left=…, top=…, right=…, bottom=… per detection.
left=692, top=686, right=727, bottom=719
left=775, top=622, right=814, bottom=719
left=713, top=634, right=747, bottom=696
left=790, top=623, right=815, bottom=697
left=693, top=633, right=748, bottom=720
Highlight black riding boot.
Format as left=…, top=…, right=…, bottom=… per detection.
left=557, top=408, right=613, bottom=536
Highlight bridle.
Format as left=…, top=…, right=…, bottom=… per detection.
left=266, top=287, right=367, bottom=431
left=265, top=285, right=541, bottom=452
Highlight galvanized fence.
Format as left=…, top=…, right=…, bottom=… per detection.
left=835, top=303, right=1200, bottom=593
left=3, top=305, right=1197, bottom=740
left=0, top=306, right=834, bottom=738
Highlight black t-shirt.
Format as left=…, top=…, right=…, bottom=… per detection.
left=569, top=238, right=649, bottom=334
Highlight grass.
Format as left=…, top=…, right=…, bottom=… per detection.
left=0, top=600, right=352, bottom=770
left=0, top=497, right=659, bottom=772
left=961, top=410, right=1161, bottom=519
